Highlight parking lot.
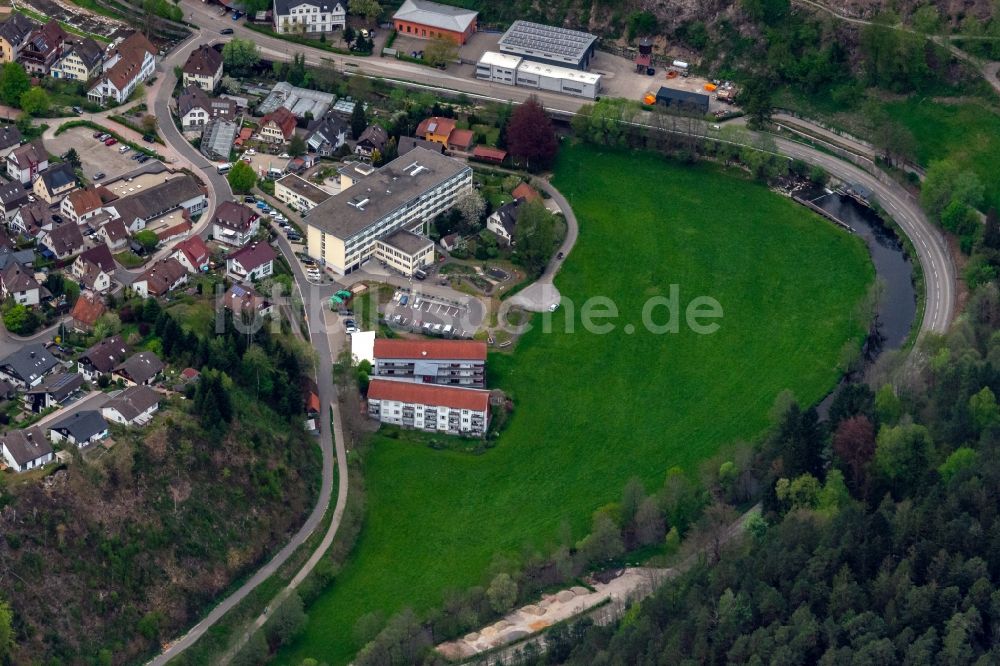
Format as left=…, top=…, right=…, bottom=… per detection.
left=45, top=126, right=151, bottom=183
left=382, top=288, right=486, bottom=339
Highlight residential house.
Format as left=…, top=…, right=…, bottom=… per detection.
left=373, top=338, right=487, bottom=387
left=77, top=334, right=128, bottom=381
left=0, top=244, right=34, bottom=271
left=447, top=128, right=474, bottom=153
left=131, top=257, right=188, bottom=297
left=178, top=84, right=237, bottom=129
left=0, top=180, right=28, bottom=220
left=20, top=20, right=69, bottom=75
left=155, top=218, right=191, bottom=244
left=70, top=244, right=115, bottom=293
left=23, top=371, right=84, bottom=412
left=97, top=218, right=129, bottom=251
left=61, top=186, right=116, bottom=225
left=398, top=136, right=444, bottom=157
left=101, top=384, right=159, bottom=426
left=171, top=234, right=211, bottom=273
left=0, top=14, right=37, bottom=63
left=440, top=232, right=461, bottom=252
left=105, top=175, right=207, bottom=230
left=273, top=0, right=345, bottom=35
left=88, top=31, right=157, bottom=105
left=511, top=182, right=541, bottom=203
left=226, top=242, right=276, bottom=282
left=0, top=343, right=59, bottom=388
left=275, top=174, right=330, bottom=212
left=415, top=116, right=456, bottom=145
left=306, top=113, right=348, bottom=156
left=392, top=0, right=478, bottom=45
left=33, top=162, right=77, bottom=204
left=486, top=197, right=523, bottom=245
left=354, top=124, right=388, bottom=159
left=0, top=124, right=22, bottom=158
left=7, top=140, right=47, bottom=184
left=223, top=283, right=273, bottom=318
left=259, top=106, right=297, bottom=144
left=211, top=201, right=259, bottom=247
left=38, top=222, right=85, bottom=259
left=48, top=410, right=109, bottom=447
left=181, top=44, right=223, bottom=92
left=366, top=378, right=490, bottom=436
left=112, top=351, right=163, bottom=387
left=50, top=36, right=103, bottom=81
left=69, top=290, right=106, bottom=332
left=0, top=425, right=52, bottom=472
left=0, top=262, right=40, bottom=305
left=9, top=200, right=56, bottom=237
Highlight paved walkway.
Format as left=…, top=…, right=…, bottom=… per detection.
left=32, top=390, right=108, bottom=429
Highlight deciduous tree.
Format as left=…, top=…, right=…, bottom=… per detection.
left=0, top=62, right=29, bottom=107
left=19, top=87, right=50, bottom=116
left=227, top=160, right=257, bottom=193
left=423, top=35, right=458, bottom=67
left=222, top=39, right=260, bottom=77
left=506, top=96, right=558, bottom=171
left=486, top=573, right=518, bottom=614
left=348, top=0, right=381, bottom=22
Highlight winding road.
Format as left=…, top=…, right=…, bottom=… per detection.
left=141, top=4, right=958, bottom=662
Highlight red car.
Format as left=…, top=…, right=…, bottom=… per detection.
left=104, top=137, right=117, bottom=146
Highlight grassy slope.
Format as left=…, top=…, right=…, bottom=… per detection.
left=885, top=99, right=1000, bottom=211
left=277, top=144, right=873, bottom=664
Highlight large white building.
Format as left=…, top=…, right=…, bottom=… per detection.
left=373, top=339, right=487, bottom=387
left=273, top=0, right=345, bottom=35
left=367, top=379, right=490, bottom=436
left=476, top=51, right=601, bottom=99
left=304, top=147, right=471, bottom=275
left=88, top=32, right=157, bottom=106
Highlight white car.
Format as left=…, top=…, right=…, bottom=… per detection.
left=246, top=148, right=256, bottom=156
left=279, top=152, right=290, bottom=159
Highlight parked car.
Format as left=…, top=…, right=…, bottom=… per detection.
left=119, top=145, right=130, bottom=154
left=93, top=172, right=105, bottom=180
left=137, top=155, right=150, bottom=163
left=344, top=320, right=358, bottom=334
left=104, top=138, right=117, bottom=146
left=142, top=135, right=155, bottom=143
left=220, top=27, right=234, bottom=34
left=92, top=131, right=103, bottom=138
left=244, top=196, right=255, bottom=203
left=72, top=106, right=83, bottom=114
left=287, top=233, right=302, bottom=242
left=98, top=133, right=110, bottom=141
left=232, top=11, right=241, bottom=20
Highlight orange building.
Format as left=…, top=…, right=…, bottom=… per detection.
left=392, top=0, right=478, bottom=45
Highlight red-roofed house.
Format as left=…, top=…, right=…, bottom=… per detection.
left=226, top=242, right=276, bottom=282
left=69, top=291, right=106, bottom=332
left=447, top=128, right=474, bottom=153
left=234, top=126, right=253, bottom=147
left=415, top=116, right=456, bottom=145
left=511, top=182, right=541, bottom=203
left=60, top=186, right=116, bottom=224
left=156, top=219, right=192, bottom=244
left=88, top=31, right=157, bottom=105
left=373, top=338, right=486, bottom=387
left=259, top=106, right=297, bottom=143
left=367, top=378, right=490, bottom=435
left=171, top=235, right=211, bottom=273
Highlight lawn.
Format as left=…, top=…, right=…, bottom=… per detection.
left=276, top=143, right=873, bottom=664
left=885, top=99, right=1000, bottom=211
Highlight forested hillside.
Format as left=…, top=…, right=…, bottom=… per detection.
left=0, top=302, right=320, bottom=664
left=548, top=283, right=1000, bottom=664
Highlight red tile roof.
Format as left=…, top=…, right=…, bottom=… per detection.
left=228, top=242, right=276, bottom=271
left=512, top=182, right=541, bottom=203
left=447, top=128, right=474, bottom=150
left=70, top=291, right=106, bottom=327
left=103, top=32, right=156, bottom=93
left=367, top=379, right=490, bottom=412
left=156, top=220, right=192, bottom=242
left=262, top=106, right=297, bottom=140
left=173, top=235, right=209, bottom=268
left=472, top=145, right=507, bottom=162
left=416, top=116, right=456, bottom=139
left=373, top=338, right=487, bottom=361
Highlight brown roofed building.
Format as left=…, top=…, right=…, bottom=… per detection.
left=20, top=20, right=69, bottom=75
left=415, top=116, right=456, bottom=145
left=69, top=290, right=106, bottom=332
left=6, top=139, right=47, bottom=184
left=132, top=257, right=189, bottom=298
left=0, top=425, right=53, bottom=472
left=447, top=128, right=475, bottom=152
left=77, top=334, right=128, bottom=380
left=61, top=185, right=116, bottom=224
left=0, top=262, right=40, bottom=306
left=97, top=218, right=129, bottom=251
left=511, top=182, right=541, bottom=203
left=87, top=31, right=156, bottom=105
left=113, top=351, right=164, bottom=386
left=0, top=14, right=38, bottom=63
left=212, top=201, right=260, bottom=247
left=259, top=106, right=297, bottom=143
left=181, top=44, right=223, bottom=91
left=39, top=222, right=85, bottom=259
left=171, top=234, right=211, bottom=273
left=101, top=384, right=159, bottom=426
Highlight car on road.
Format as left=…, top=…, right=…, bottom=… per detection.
left=93, top=172, right=105, bottom=180
left=104, top=138, right=117, bottom=146
left=556, top=251, right=564, bottom=259
left=220, top=28, right=234, bottom=34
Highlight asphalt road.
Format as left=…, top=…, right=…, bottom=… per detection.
left=147, top=30, right=348, bottom=666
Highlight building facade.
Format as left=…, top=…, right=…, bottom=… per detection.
left=392, top=0, right=477, bottom=45
left=273, top=0, right=345, bottom=35
left=275, top=174, right=330, bottom=212
left=367, top=379, right=490, bottom=436
left=373, top=338, right=487, bottom=387
left=373, top=229, right=434, bottom=277
left=304, top=147, right=471, bottom=275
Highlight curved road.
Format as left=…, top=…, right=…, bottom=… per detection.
left=148, top=5, right=957, bottom=662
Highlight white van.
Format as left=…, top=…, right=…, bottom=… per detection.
left=217, top=162, right=233, bottom=174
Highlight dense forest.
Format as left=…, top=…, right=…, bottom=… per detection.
left=0, top=299, right=320, bottom=664
left=539, top=282, right=1000, bottom=663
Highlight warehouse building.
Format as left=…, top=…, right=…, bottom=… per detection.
left=392, top=0, right=478, bottom=45
left=498, top=20, right=598, bottom=71
left=304, top=147, right=471, bottom=275
left=655, top=87, right=710, bottom=115
left=475, top=51, right=601, bottom=99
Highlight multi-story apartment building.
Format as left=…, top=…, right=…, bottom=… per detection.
left=367, top=379, right=490, bottom=436
left=273, top=0, right=345, bottom=35
left=304, top=147, right=471, bottom=275
left=373, top=339, right=487, bottom=388
left=275, top=174, right=330, bottom=212
left=50, top=37, right=103, bottom=81
left=0, top=14, right=37, bottom=64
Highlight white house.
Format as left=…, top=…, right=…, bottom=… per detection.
left=171, top=235, right=211, bottom=273
left=181, top=44, right=223, bottom=92
left=48, top=410, right=109, bottom=448
left=226, top=243, right=276, bottom=282
left=61, top=187, right=111, bottom=225
left=50, top=37, right=103, bottom=82
left=0, top=426, right=53, bottom=472
left=88, top=32, right=157, bottom=106
left=273, top=0, right=345, bottom=35
left=212, top=201, right=260, bottom=247
left=0, top=262, right=40, bottom=305
left=101, top=385, right=160, bottom=426
left=6, top=141, right=48, bottom=184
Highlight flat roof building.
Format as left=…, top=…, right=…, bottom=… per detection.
left=373, top=229, right=434, bottom=278
left=374, top=339, right=486, bottom=387
left=304, top=147, right=471, bottom=275
left=275, top=174, right=331, bottom=212
left=514, top=59, right=601, bottom=99
left=475, top=50, right=521, bottom=85
left=498, top=20, right=598, bottom=70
